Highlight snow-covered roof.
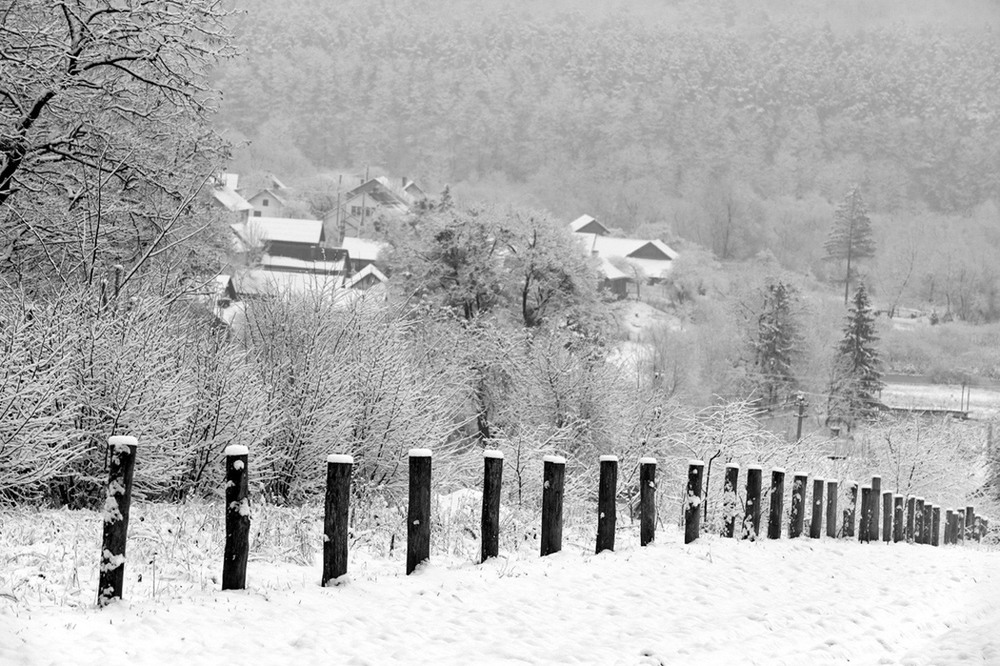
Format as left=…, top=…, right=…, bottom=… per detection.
left=570, top=214, right=609, bottom=234
left=211, top=186, right=253, bottom=212
left=233, top=218, right=323, bottom=246
left=260, top=254, right=347, bottom=275
left=340, top=236, right=386, bottom=262
left=598, top=257, right=630, bottom=281
left=574, top=233, right=677, bottom=280
left=236, top=269, right=347, bottom=297
left=344, top=263, right=388, bottom=289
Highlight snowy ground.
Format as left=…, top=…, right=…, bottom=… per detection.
left=2, top=504, right=998, bottom=665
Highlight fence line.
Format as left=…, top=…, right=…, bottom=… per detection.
left=91, top=439, right=992, bottom=606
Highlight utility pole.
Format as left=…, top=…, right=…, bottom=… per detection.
left=795, top=393, right=807, bottom=443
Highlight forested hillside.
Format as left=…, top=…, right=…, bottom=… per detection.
left=215, top=0, right=1000, bottom=320
left=217, top=0, right=1000, bottom=219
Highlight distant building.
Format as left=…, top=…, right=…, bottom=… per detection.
left=247, top=188, right=289, bottom=219
left=207, top=173, right=253, bottom=222
left=568, top=214, right=679, bottom=298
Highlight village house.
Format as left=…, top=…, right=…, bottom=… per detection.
left=569, top=214, right=679, bottom=298
left=327, top=175, right=425, bottom=238
left=207, top=173, right=253, bottom=223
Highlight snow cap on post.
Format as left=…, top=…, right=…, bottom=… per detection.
left=599, top=455, right=618, bottom=463
left=638, top=457, right=657, bottom=465
left=725, top=463, right=740, bottom=469
left=483, top=449, right=504, bottom=459
left=543, top=454, right=566, bottom=465
left=771, top=467, right=786, bottom=474
left=327, top=454, right=354, bottom=464
left=225, top=444, right=249, bottom=457
left=108, top=435, right=138, bottom=448
left=746, top=463, right=763, bottom=471
left=689, top=459, right=705, bottom=466
left=408, top=448, right=432, bottom=458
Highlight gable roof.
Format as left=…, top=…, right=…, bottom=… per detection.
left=344, top=178, right=410, bottom=210
left=344, top=263, right=388, bottom=289
left=231, top=218, right=324, bottom=247
left=570, top=214, right=610, bottom=235
left=248, top=188, right=287, bottom=207
left=574, top=233, right=678, bottom=279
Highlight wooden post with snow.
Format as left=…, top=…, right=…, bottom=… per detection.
left=893, top=494, right=904, bottom=543
left=322, top=454, right=352, bottom=585
left=945, top=509, right=955, bottom=545
left=744, top=465, right=762, bottom=540
left=922, top=502, right=933, bottom=545
left=882, top=491, right=893, bottom=543
left=767, top=468, right=785, bottom=540
left=915, top=498, right=925, bottom=545
left=956, top=509, right=966, bottom=545
left=931, top=506, right=941, bottom=546
left=870, top=476, right=881, bottom=541
left=596, top=455, right=618, bottom=553
left=222, top=444, right=250, bottom=591
left=685, top=460, right=705, bottom=544
left=843, top=481, right=857, bottom=538
left=723, top=464, right=739, bottom=538
left=965, top=506, right=976, bottom=542
left=906, top=496, right=916, bottom=543
left=541, top=455, right=566, bottom=556
left=858, top=486, right=872, bottom=543
left=810, top=478, right=824, bottom=538
left=97, top=435, right=138, bottom=607
left=789, top=474, right=807, bottom=538
left=407, top=448, right=432, bottom=574
left=639, top=457, right=656, bottom=547
left=481, top=450, right=503, bottom=563
left=825, top=480, right=838, bottom=538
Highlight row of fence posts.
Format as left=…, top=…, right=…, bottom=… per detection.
left=94, top=438, right=666, bottom=605
left=686, top=461, right=990, bottom=547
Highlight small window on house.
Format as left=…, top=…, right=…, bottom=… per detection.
left=262, top=198, right=269, bottom=207
left=252, top=211, right=261, bottom=217
left=351, top=206, right=361, bottom=215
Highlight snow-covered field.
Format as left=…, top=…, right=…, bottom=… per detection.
left=2, top=502, right=998, bottom=665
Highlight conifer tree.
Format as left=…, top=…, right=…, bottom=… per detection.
left=824, top=186, right=876, bottom=305
left=828, top=283, right=883, bottom=425
left=751, top=280, right=803, bottom=409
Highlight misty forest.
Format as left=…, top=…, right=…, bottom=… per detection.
left=0, top=0, right=999, bottom=562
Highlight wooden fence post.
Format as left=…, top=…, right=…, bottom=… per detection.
left=767, top=468, right=785, bottom=540
left=982, top=516, right=990, bottom=541
left=407, top=448, right=432, bottom=575
left=596, top=455, right=618, bottom=553
left=744, top=465, right=762, bottom=540
left=931, top=506, right=941, bottom=546
left=639, top=457, right=656, bottom=547
left=957, top=509, right=966, bottom=545
left=906, top=496, right=916, bottom=543
left=481, top=450, right=503, bottom=563
left=826, top=480, right=838, bottom=538
left=322, top=454, right=353, bottom=585
left=966, top=506, right=976, bottom=542
left=881, top=491, right=893, bottom=543
left=685, top=460, right=705, bottom=544
left=945, top=509, right=955, bottom=545
left=541, top=455, right=566, bottom=556
left=810, top=478, right=824, bottom=539
left=922, top=502, right=933, bottom=545
left=870, top=476, right=881, bottom=542
left=915, top=498, right=925, bottom=545
left=893, top=494, right=904, bottom=543
left=843, top=481, right=857, bottom=538
left=222, top=444, right=250, bottom=591
left=789, top=473, right=807, bottom=538
left=97, top=435, right=139, bottom=607
left=858, top=486, right=872, bottom=543
left=723, top=464, right=740, bottom=538
left=974, top=516, right=983, bottom=543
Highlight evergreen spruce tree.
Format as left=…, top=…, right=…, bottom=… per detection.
left=828, top=283, right=883, bottom=426
left=751, top=280, right=803, bottom=409
left=824, top=186, right=876, bottom=305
